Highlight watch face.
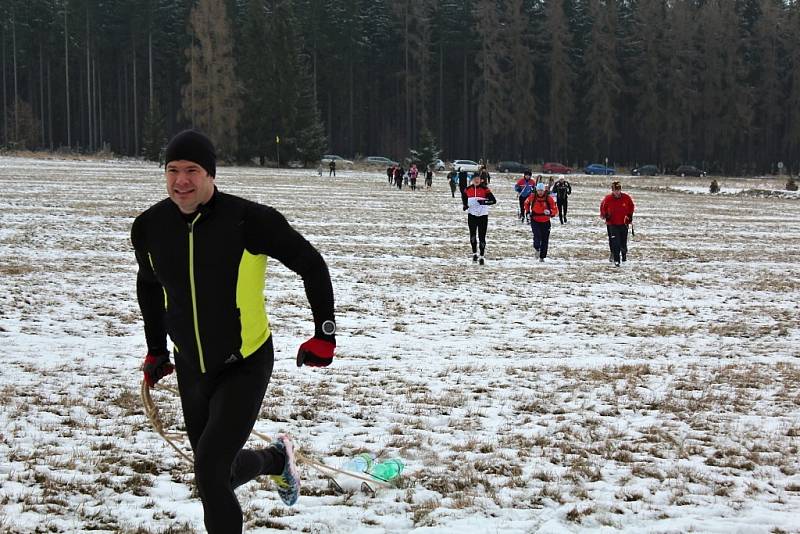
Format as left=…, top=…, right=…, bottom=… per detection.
left=322, top=320, right=336, bottom=336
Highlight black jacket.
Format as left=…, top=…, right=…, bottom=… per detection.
left=553, top=180, right=572, bottom=202
left=131, top=189, right=334, bottom=374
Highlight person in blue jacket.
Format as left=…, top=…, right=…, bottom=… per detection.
left=514, top=170, right=536, bottom=222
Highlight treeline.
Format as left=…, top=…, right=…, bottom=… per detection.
left=2, top=0, right=800, bottom=174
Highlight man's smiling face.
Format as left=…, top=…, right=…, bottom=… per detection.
left=165, top=160, right=214, bottom=214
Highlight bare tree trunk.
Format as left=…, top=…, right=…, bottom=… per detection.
left=64, top=1, right=71, bottom=148
left=86, top=9, right=93, bottom=151
left=132, top=35, right=138, bottom=156
left=190, top=33, right=195, bottom=124
left=95, top=58, right=102, bottom=148
left=348, top=60, right=353, bottom=152
left=117, top=65, right=123, bottom=151
left=12, top=14, right=19, bottom=142
left=462, top=51, right=468, bottom=156
left=40, top=44, right=46, bottom=147
left=312, top=46, right=317, bottom=104
left=404, top=8, right=411, bottom=152
left=148, top=30, right=153, bottom=109
left=47, top=61, right=53, bottom=149
left=123, top=63, right=129, bottom=152
left=2, top=27, right=7, bottom=144
left=438, top=42, right=443, bottom=151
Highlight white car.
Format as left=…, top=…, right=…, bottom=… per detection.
left=451, top=159, right=481, bottom=173
left=321, top=154, right=354, bottom=166
left=431, top=159, right=446, bottom=171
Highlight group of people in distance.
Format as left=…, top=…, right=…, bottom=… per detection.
left=456, top=168, right=635, bottom=267
left=387, top=163, right=434, bottom=191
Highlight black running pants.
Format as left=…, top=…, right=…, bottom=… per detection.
left=468, top=214, right=488, bottom=255
left=607, top=224, right=629, bottom=263
left=531, top=220, right=552, bottom=258
left=175, top=338, right=284, bottom=534
left=557, top=199, right=568, bottom=222
left=518, top=196, right=528, bottom=220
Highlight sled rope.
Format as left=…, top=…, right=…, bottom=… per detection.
left=140, top=380, right=392, bottom=487
left=140, top=380, right=193, bottom=464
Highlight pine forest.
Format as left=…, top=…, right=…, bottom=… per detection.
left=2, top=0, right=800, bottom=175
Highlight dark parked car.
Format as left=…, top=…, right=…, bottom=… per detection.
left=584, top=163, right=616, bottom=175
left=632, top=164, right=659, bottom=176
left=496, top=161, right=532, bottom=173
left=542, top=162, right=573, bottom=174
left=365, top=156, right=399, bottom=167
left=674, top=165, right=706, bottom=177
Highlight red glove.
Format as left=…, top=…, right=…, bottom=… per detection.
left=296, top=338, right=335, bottom=368
left=142, top=352, right=174, bottom=387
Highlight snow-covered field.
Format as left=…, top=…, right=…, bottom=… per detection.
left=1, top=156, right=799, bottom=534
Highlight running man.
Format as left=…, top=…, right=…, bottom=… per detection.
left=524, top=182, right=558, bottom=261
left=600, top=180, right=635, bottom=266
left=552, top=177, right=572, bottom=224
left=514, top=170, right=536, bottom=223
left=132, top=130, right=336, bottom=533
left=461, top=173, right=497, bottom=265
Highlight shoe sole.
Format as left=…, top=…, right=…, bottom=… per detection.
left=275, top=434, right=300, bottom=505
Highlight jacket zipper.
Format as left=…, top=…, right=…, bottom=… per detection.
left=188, top=213, right=206, bottom=373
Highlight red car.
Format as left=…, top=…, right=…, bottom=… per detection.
left=542, top=162, right=572, bottom=174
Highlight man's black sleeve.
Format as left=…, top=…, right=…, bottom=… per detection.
left=244, top=204, right=335, bottom=340
left=131, top=216, right=169, bottom=355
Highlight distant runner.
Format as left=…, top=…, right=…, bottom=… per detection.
left=461, top=173, right=497, bottom=265
left=524, top=183, right=558, bottom=262
left=552, top=177, right=572, bottom=224
left=600, top=180, right=635, bottom=267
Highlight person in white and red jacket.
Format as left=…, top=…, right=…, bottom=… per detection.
left=524, top=182, right=558, bottom=262
left=461, top=173, right=497, bottom=265
left=600, top=180, right=635, bottom=266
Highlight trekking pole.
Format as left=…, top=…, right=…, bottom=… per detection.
left=630, top=221, right=635, bottom=238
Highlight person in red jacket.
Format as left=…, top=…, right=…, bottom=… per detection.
left=600, top=181, right=635, bottom=266
left=524, top=182, right=558, bottom=262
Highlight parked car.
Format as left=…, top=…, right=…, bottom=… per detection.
left=584, top=163, right=616, bottom=175
left=365, top=156, right=398, bottom=167
left=542, top=162, right=573, bottom=174
left=451, top=159, right=481, bottom=172
left=430, top=159, right=446, bottom=171
left=496, top=161, right=532, bottom=174
left=632, top=164, right=659, bottom=176
left=321, top=154, right=354, bottom=166
left=674, top=165, right=706, bottom=177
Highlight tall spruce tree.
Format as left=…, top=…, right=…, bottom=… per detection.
left=627, top=0, right=666, bottom=165
left=751, top=0, right=785, bottom=171
left=182, top=0, right=240, bottom=160
left=786, top=1, right=800, bottom=170
left=545, top=0, right=575, bottom=162
left=237, top=0, right=271, bottom=163
left=504, top=0, right=537, bottom=161
left=660, top=1, right=696, bottom=166
left=582, top=0, right=622, bottom=162
left=409, top=126, right=441, bottom=168
left=473, top=0, right=508, bottom=160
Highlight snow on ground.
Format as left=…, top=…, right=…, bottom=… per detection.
left=0, top=156, right=799, bottom=533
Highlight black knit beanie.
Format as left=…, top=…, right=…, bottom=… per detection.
left=164, top=130, right=217, bottom=178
